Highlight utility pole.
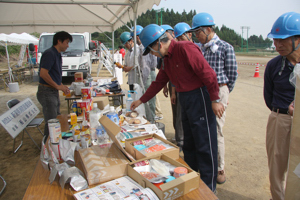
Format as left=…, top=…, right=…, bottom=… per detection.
left=155, top=8, right=164, bottom=25
left=241, top=26, right=250, bottom=52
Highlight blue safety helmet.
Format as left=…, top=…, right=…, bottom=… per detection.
left=267, top=12, right=300, bottom=39
left=174, top=22, right=191, bottom=38
left=120, top=32, right=132, bottom=45
left=191, top=12, right=215, bottom=30
left=140, top=24, right=166, bottom=55
left=161, top=24, right=174, bottom=31
left=130, top=25, right=144, bottom=37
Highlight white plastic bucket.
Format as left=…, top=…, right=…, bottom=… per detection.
left=8, top=82, right=19, bottom=93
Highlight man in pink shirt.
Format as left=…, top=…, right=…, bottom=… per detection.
left=131, top=24, right=224, bottom=192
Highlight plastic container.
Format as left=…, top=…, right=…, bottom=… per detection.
left=96, top=125, right=107, bottom=144
left=89, top=103, right=101, bottom=140
left=126, top=93, right=133, bottom=112
left=89, top=103, right=101, bottom=128
left=106, top=106, right=119, bottom=126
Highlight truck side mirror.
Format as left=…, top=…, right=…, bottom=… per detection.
left=89, top=42, right=96, bottom=50
left=29, top=43, right=35, bottom=52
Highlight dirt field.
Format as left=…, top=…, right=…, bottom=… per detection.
left=0, top=55, right=276, bottom=199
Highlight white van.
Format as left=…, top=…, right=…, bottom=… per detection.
left=37, top=32, right=95, bottom=78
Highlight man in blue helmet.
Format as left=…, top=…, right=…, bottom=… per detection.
left=131, top=24, right=225, bottom=192
left=264, top=12, right=300, bottom=200
left=131, top=25, right=157, bottom=122
left=191, top=12, right=238, bottom=184
left=118, top=31, right=141, bottom=92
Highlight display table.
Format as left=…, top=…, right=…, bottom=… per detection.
left=23, top=152, right=218, bottom=200
left=65, top=93, right=125, bottom=113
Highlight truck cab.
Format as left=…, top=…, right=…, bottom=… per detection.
left=38, top=32, right=95, bottom=78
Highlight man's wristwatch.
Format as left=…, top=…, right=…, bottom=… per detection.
left=212, top=99, right=220, bottom=103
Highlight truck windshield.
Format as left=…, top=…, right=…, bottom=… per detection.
left=38, top=35, right=86, bottom=53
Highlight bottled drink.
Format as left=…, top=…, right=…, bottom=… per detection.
left=89, top=103, right=101, bottom=128
left=126, top=93, right=133, bottom=112
left=72, top=101, right=77, bottom=115
left=106, top=106, right=119, bottom=126
left=89, top=103, right=101, bottom=140
left=114, top=61, right=123, bottom=68
left=96, top=125, right=107, bottom=144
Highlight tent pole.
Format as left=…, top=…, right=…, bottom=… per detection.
left=5, top=42, right=12, bottom=83
left=112, top=30, right=115, bottom=78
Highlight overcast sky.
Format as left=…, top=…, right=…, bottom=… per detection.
left=152, top=0, right=300, bottom=39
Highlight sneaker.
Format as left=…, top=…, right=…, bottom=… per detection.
left=217, top=170, right=226, bottom=184
left=154, top=115, right=163, bottom=120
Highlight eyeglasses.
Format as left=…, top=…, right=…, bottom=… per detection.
left=194, top=27, right=205, bottom=36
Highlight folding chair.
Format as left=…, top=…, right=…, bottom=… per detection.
left=6, top=99, right=44, bottom=153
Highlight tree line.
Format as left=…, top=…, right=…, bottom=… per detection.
left=92, top=8, right=273, bottom=51
left=0, top=8, right=273, bottom=56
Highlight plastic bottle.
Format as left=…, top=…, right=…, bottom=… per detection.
left=114, top=61, right=123, bottom=68
left=89, top=103, right=101, bottom=140
left=106, top=106, right=119, bottom=126
left=126, top=93, right=133, bottom=112
left=96, top=125, right=107, bottom=144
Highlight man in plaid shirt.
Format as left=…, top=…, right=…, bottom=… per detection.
left=191, top=12, right=238, bottom=184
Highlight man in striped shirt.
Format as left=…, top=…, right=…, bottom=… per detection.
left=191, top=12, right=238, bottom=184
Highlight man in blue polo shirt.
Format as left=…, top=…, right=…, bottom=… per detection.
left=37, top=31, right=72, bottom=142
left=264, top=12, right=300, bottom=200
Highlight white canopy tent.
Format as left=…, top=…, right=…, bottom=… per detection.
left=0, top=0, right=161, bottom=84
left=0, top=33, right=39, bottom=82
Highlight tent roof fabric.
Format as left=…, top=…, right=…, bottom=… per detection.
left=0, top=32, right=39, bottom=45
left=0, top=0, right=161, bottom=34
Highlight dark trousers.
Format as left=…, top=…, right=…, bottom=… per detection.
left=36, top=85, right=60, bottom=142
left=179, top=87, right=218, bottom=192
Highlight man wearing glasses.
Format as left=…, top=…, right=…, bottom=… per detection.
left=191, top=13, right=238, bottom=185
left=130, top=24, right=224, bottom=192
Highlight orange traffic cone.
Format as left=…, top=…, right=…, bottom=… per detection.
left=253, top=63, right=260, bottom=78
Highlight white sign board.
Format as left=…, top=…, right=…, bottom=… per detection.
left=0, top=98, right=39, bottom=139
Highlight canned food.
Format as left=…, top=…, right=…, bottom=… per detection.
left=48, top=119, right=62, bottom=144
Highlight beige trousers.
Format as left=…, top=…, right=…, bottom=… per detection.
left=216, top=85, right=229, bottom=171
left=266, top=111, right=292, bottom=200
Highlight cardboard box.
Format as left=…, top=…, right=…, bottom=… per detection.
left=125, top=134, right=179, bottom=160
left=78, top=144, right=129, bottom=185
left=128, top=154, right=200, bottom=200
left=94, top=98, right=109, bottom=110
left=74, top=72, right=83, bottom=82
left=100, top=116, right=179, bottom=161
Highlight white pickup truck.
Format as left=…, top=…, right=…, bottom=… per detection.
left=37, top=32, right=95, bottom=78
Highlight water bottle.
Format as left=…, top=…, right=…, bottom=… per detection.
left=89, top=103, right=101, bottom=140
left=106, top=106, right=119, bottom=126
left=126, top=93, right=133, bottom=112
left=96, top=125, right=107, bottom=144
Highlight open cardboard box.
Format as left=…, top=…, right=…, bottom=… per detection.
left=99, top=115, right=179, bottom=161
left=78, top=143, right=129, bottom=185
left=127, top=154, right=200, bottom=200
left=125, top=134, right=179, bottom=160
left=77, top=116, right=200, bottom=199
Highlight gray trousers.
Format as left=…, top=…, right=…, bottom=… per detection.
left=169, top=82, right=184, bottom=146
left=36, top=85, right=61, bottom=142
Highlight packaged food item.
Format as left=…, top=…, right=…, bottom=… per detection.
left=48, top=119, right=62, bottom=144
left=173, top=167, right=188, bottom=178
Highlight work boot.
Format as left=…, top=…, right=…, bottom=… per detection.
left=217, top=170, right=226, bottom=184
